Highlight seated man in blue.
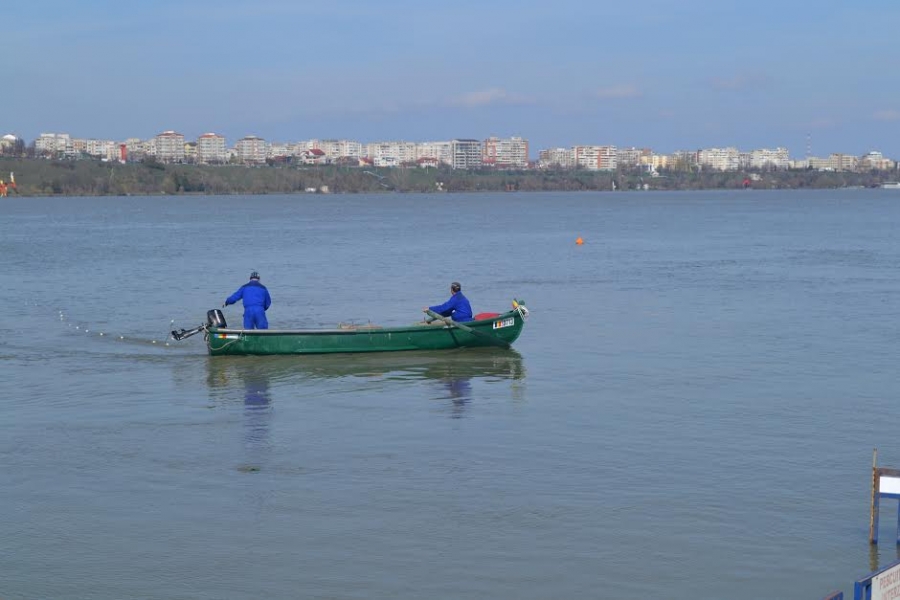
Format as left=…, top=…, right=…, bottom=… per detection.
left=425, top=281, right=473, bottom=322
left=225, top=271, right=272, bottom=329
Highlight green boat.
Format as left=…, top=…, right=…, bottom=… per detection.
left=171, top=301, right=529, bottom=356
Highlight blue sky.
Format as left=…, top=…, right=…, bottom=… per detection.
left=5, top=0, right=900, bottom=158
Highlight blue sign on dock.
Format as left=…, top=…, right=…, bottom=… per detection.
left=854, top=557, right=900, bottom=600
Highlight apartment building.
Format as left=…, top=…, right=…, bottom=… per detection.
left=617, top=147, right=651, bottom=167
left=538, top=148, right=573, bottom=169
left=451, top=139, right=482, bottom=169
left=235, top=135, right=267, bottom=164
left=826, top=153, right=859, bottom=171
left=482, top=136, right=529, bottom=169
left=184, top=142, right=197, bottom=163
left=35, top=133, right=73, bottom=158
left=572, top=145, right=617, bottom=170
left=365, top=141, right=418, bottom=167
left=415, top=141, right=452, bottom=166
left=298, top=139, right=364, bottom=162
left=69, top=138, right=118, bottom=161
left=639, top=153, right=671, bottom=171
left=859, top=151, right=896, bottom=171
left=154, top=131, right=186, bottom=163
left=91, top=139, right=118, bottom=160
left=267, top=142, right=293, bottom=161
left=197, top=133, right=227, bottom=164
left=698, top=147, right=740, bottom=171
left=123, top=138, right=150, bottom=161
left=748, top=148, right=790, bottom=170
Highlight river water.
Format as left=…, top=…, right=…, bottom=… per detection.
left=2, top=189, right=900, bottom=599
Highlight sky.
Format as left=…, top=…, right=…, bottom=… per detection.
left=4, top=0, right=900, bottom=159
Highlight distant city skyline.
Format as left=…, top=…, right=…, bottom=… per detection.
left=26, top=131, right=894, bottom=175
left=5, top=1, right=900, bottom=158
left=19, top=130, right=898, bottom=166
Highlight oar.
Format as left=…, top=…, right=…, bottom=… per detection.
left=424, top=309, right=510, bottom=349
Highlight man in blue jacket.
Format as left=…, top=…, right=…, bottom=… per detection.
left=424, top=281, right=473, bottom=322
left=225, top=271, right=272, bottom=329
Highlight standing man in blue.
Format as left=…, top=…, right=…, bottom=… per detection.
left=424, top=281, right=473, bottom=322
left=225, top=271, right=272, bottom=329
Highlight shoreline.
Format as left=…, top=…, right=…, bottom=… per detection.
left=1, top=157, right=896, bottom=197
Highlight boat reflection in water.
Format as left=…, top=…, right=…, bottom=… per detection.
left=204, top=347, right=526, bottom=418
left=204, top=358, right=274, bottom=458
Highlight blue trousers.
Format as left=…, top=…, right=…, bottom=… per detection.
left=243, top=306, right=269, bottom=329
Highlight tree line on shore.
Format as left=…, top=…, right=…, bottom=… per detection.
left=0, top=157, right=894, bottom=197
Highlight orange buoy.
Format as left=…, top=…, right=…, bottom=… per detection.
left=575, top=237, right=583, bottom=245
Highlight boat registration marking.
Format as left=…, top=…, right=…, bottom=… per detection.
left=216, top=334, right=240, bottom=339
left=492, top=317, right=514, bottom=329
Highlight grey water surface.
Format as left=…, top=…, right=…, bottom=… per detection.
left=2, top=189, right=900, bottom=599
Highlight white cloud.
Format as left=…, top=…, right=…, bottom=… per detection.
left=593, top=84, right=641, bottom=99
left=448, top=88, right=531, bottom=108
left=709, top=73, right=769, bottom=92
left=807, top=118, right=837, bottom=130
left=874, top=109, right=900, bottom=122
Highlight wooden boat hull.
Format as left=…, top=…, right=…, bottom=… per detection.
left=205, top=309, right=526, bottom=356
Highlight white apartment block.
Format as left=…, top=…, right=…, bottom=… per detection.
left=639, top=153, right=671, bottom=170
left=267, top=142, right=293, bottom=160
left=670, top=151, right=699, bottom=169
left=572, top=145, right=617, bottom=171
left=807, top=157, right=833, bottom=170
left=796, top=154, right=869, bottom=172
left=154, top=130, right=186, bottom=163
left=805, top=154, right=859, bottom=171
left=197, top=133, right=227, bottom=164
left=184, top=142, right=197, bottom=163
left=698, top=147, right=740, bottom=171
left=35, top=133, right=73, bottom=157
left=70, top=138, right=106, bottom=158
left=365, top=141, right=417, bottom=167
left=538, top=148, right=574, bottom=169
left=617, top=147, right=650, bottom=167
left=827, top=153, right=858, bottom=171
left=71, top=138, right=118, bottom=161
left=299, top=139, right=364, bottom=161
left=124, top=137, right=150, bottom=161
left=235, top=136, right=267, bottom=164
left=482, top=136, right=529, bottom=169
left=748, top=148, right=790, bottom=170
left=451, top=139, right=482, bottom=169
left=415, top=141, right=452, bottom=166
left=90, top=139, right=118, bottom=161
left=859, top=151, right=896, bottom=171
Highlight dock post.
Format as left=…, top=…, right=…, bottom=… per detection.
left=871, top=448, right=879, bottom=545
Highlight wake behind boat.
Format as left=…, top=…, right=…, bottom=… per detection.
left=172, top=300, right=530, bottom=356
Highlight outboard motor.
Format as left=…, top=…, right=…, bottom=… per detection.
left=207, top=309, right=227, bottom=328
left=172, top=309, right=228, bottom=342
